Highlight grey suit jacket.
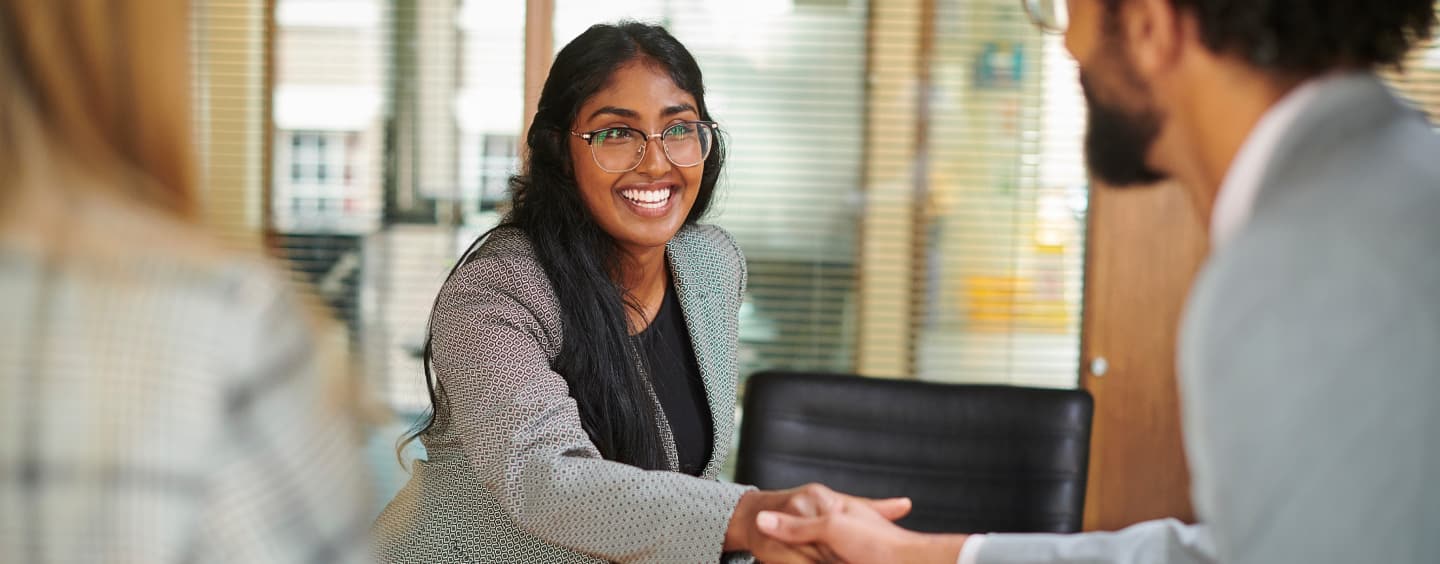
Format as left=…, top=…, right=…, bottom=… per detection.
left=979, top=74, right=1440, bottom=563
left=373, top=224, right=755, bottom=563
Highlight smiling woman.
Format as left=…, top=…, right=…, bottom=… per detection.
left=371, top=21, right=903, bottom=564
left=568, top=61, right=716, bottom=275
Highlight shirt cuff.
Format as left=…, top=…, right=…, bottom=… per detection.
left=957, top=534, right=986, bottom=564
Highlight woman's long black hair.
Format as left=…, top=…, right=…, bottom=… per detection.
left=399, top=21, right=725, bottom=471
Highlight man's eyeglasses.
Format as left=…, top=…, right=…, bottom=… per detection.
left=1022, top=0, right=1069, bottom=34
left=570, top=121, right=718, bottom=173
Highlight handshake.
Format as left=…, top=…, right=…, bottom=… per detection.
left=724, top=484, right=969, bottom=564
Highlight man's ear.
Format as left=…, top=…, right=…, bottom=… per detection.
left=1123, top=0, right=1184, bottom=79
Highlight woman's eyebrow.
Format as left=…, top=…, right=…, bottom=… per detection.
left=585, top=103, right=697, bottom=122
left=662, top=103, right=698, bottom=116
left=587, top=106, right=640, bottom=121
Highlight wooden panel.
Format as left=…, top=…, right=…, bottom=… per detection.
left=198, top=0, right=271, bottom=250
left=855, top=0, right=926, bottom=377
left=523, top=0, right=554, bottom=138
left=1080, top=180, right=1207, bottom=531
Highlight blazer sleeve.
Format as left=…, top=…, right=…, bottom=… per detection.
left=976, top=519, right=1218, bottom=564
left=429, top=249, right=750, bottom=564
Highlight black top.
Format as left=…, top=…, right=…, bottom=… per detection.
left=637, top=283, right=713, bottom=476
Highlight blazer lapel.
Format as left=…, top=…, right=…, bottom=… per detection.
left=666, top=227, right=736, bottom=479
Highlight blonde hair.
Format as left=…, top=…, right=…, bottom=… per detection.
left=0, top=0, right=197, bottom=219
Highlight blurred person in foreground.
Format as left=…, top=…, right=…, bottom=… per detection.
left=0, top=1, right=371, bottom=562
left=757, top=0, right=1440, bottom=563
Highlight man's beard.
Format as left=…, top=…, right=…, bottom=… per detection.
left=1079, top=67, right=1167, bottom=187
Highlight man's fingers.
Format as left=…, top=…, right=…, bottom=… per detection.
left=816, top=542, right=845, bottom=564
left=863, top=497, right=913, bottom=521
left=755, top=542, right=826, bottom=564
left=757, top=510, right=826, bottom=544
left=790, top=542, right=828, bottom=563
left=753, top=545, right=823, bottom=564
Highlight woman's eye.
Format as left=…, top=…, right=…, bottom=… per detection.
left=665, top=123, right=694, bottom=138
left=596, top=128, right=637, bottom=144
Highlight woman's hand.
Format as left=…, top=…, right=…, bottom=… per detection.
left=724, top=484, right=911, bottom=563
left=755, top=495, right=968, bottom=564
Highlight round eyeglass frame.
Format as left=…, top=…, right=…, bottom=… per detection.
left=569, top=121, right=718, bottom=174
left=1021, top=0, right=1069, bottom=34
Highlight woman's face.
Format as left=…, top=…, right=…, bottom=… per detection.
left=570, top=60, right=706, bottom=256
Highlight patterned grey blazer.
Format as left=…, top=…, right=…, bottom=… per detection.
left=373, top=223, right=755, bottom=563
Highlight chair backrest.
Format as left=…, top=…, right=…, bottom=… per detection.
left=734, top=371, right=1094, bottom=534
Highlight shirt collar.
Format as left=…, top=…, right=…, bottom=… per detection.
left=1210, top=77, right=1330, bottom=250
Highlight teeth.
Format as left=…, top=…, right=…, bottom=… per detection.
left=621, top=188, right=671, bottom=205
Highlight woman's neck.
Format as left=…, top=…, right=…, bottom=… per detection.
left=617, top=244, right=670, bottom=333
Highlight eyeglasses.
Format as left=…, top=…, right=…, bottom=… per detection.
left=1021, top=0, right=1069, bottom=34
left=570, top=121, right=718, bottom=173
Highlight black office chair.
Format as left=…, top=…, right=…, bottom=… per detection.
left=734, top=370, right=1094, bottom=534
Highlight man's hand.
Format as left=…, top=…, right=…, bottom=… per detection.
left=724, top=484, right=912, bottom=563
left=756, top=494, right=968, bottom=564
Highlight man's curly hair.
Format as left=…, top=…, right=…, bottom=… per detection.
left=1109, top=0, right=1439, bottom=74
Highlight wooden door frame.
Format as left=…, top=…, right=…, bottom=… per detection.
left=1078, top=180, right=1206, bottom=531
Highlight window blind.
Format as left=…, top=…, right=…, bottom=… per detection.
left=262, top=0, right=529, bottom=415
left=1387, top=4, right=1440, bottom=121
left=908, top=0, right=1088, bottom=388
left=191, top=0, right=270, bottom=250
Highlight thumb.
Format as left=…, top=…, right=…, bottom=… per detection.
left=756, top=510, right=825, bottom=544
left=865, top=497, right=913, bottom=521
